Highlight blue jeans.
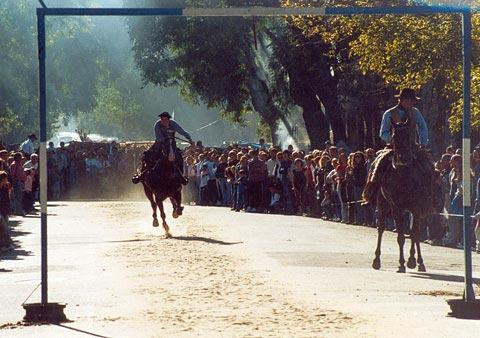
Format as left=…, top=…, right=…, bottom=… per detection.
left=216, top=178, right=228, bottom=205
left=236, top=184, right=246, bottom=210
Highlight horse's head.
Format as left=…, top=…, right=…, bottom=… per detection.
left=391, top=118, right=414, bottom=166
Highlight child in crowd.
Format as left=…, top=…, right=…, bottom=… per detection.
left=235, top=169, right=248, bottom=212
left=0, top=171, right=13, bottom=252
left=199, top=163, right=209, bottom=205
left=23, top=168, right=35, bottom=214
left=268, top=181, right=283, bottom=214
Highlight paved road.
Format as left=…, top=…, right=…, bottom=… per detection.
left=1, top=201, right=479, bottom=337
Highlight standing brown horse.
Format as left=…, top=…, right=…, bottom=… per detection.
left=137, top=143, right=183, bottom=238
left=367, top=120, right=441, bottom=273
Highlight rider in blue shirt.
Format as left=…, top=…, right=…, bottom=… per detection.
left=155, top=113, right=193, bottom=145
left=379, top=92, right=429, bottom=146
left=132, top=111, right=194, bottom=185
left=363, top=88, right=436, bottom=205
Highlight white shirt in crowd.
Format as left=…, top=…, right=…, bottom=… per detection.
left=266, top=159, right=278, bottom=176
left=21, top=139, right=35, bottom=155
left=23, top=160, right=39, bottom=171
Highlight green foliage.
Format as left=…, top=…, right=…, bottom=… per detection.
left=126, top=1, right=254, bottom=123
left=287, top=0, right=480, bottom=133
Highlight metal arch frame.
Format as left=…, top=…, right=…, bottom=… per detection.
left=36, top=5, right=474, bottom=305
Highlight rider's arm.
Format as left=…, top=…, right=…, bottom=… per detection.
left=171, top=121, right=193, bottom=143
left=154, top=120, right=164, bottom=143
left=414, top=109, right=429, bottom=146
left=379, top=110, right=392, bottom=143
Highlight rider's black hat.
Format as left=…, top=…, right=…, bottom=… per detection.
left=158, top=111, right=172, bottom=119
left=395, top=88, right=420, bottom=100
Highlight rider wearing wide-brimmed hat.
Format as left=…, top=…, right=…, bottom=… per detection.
left=132, top=111, right=194, bottom=185
left=363, top=88, right=437, bottom=205
left=379, top=88, right=428, bottom=147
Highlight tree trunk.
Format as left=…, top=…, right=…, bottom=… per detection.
left=243, top=51, right=294, bottom=147
left=300, top=100, right=330, bottom=150
left=315, top=80, right=346, bottom=144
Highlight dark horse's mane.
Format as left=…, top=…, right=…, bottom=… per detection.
left=371, top=118, right=441, bottom=273
left=139, top=147, right=182, bottom=237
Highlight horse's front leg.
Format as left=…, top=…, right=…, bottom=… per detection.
left=372, top=197, right=387, bottom=270
left=156, top=197, right=171, bottom=238
left=372, top=211, right=385, bottom=270
left=407, top=237, right=417, bottom=269
left=407, top=213, right=417, bottom=269
left=144, top=185, right=158, bottom=227
left=414, top=217, right=426, bottom=272
left=170, top=189, right=182, bottom=219
left=395, top=214, right=406, bottom=273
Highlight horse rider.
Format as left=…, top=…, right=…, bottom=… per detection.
left=363, top=88, right=435, bottom=204
left=132, top=111, right=194, bottom=185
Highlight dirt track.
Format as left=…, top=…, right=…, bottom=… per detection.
left=1, top=201, right=479, bottom=337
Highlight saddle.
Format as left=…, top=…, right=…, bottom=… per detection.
left=362, top=147, right=440, bottom=211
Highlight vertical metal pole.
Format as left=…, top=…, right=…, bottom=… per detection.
left=461, top=10, right=475, bottom=302
left=37, top=11, right=48, bottom=306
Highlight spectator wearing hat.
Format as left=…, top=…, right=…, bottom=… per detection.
left=20, top=134, right=37, bottom=159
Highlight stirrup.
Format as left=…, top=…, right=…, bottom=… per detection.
left=132, top=175, right=142, bottom=184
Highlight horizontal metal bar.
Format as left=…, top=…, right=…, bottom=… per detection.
left=37, top=7, right=183, bottom=16
left=183, top=7, right=325, bottom=16
left=37, top=6, right=472, bottom=17
left=325, top=6, right=469, bottom=15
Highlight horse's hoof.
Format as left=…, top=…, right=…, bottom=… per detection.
left=418, top=264, right=426, bottom=272
left=396, top=266, right=406, bottom=273
left=165, top=232, right=172, bottom=239
left=407, top=258, right=417, bottom=269
left=152, top=219, right=159, bottom=227
left=372, top=259, right=381, bottom=270
left=172, top=210, right=179, bottom=219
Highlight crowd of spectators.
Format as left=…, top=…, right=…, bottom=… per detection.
left=2, top=134, right=480, bottom=254
left=0, top=136, right=147, bottom=252
left=182, top=139, right=480, bottom=252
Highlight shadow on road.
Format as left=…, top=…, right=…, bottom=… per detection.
left=54, top=324, right=111, bottom=338
left=0, top=220, right=33, bottom=265
left=409, top=271, right=480, bottom=284
left=22, top=213, right=58, bottom=218
left=46, top=203, right=68, bottom=207
left=106, top=238, right=151, bottom=244
left=172, top=236, right=242, bottom=245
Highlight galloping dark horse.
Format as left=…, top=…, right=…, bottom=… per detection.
left=367, top=120, right=441, bottom=273
left=137, top=142, right=183, bottom=238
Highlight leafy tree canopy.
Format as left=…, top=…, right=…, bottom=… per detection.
left=286, top=0, right=480, bottom=132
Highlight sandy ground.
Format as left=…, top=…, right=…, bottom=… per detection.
left=1, top=201, right=480, bottom=337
